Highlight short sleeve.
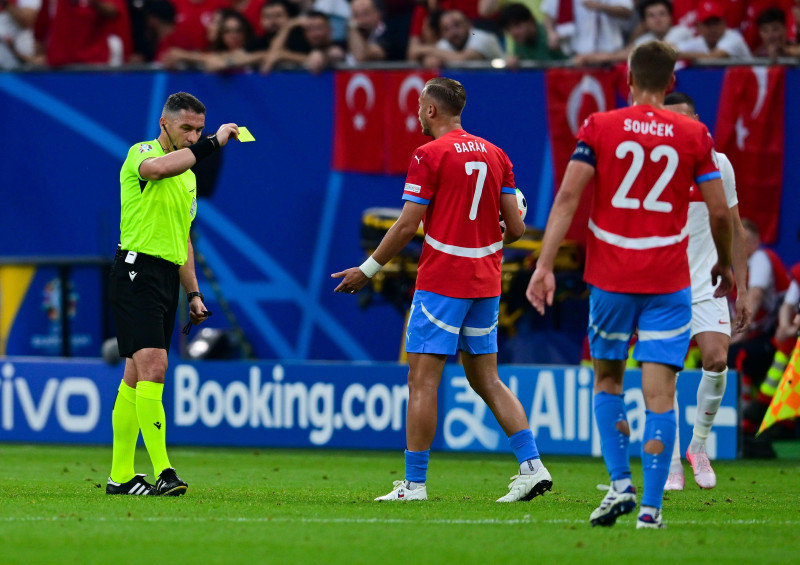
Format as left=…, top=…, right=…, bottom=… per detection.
left=748, top=250, right=775, bottom=290
left=693, top=127, right=721, bottom=184
left=130, top=142, right=160, bottom=181
left=717, top=153, right=738, bottom=208
left=502, top=151, right=515, bottom=192
left=403, top=148, right=435, bottom=205
left=576, top=114, right=597, bottom=150
left=784, top=280, right=800, bottom=306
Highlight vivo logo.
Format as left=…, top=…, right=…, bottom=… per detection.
left=1, top=363, right=101, bottom=432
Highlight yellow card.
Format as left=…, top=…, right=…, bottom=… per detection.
left=237, top=126, right=255, bottom=142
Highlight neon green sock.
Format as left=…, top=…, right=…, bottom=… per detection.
left=136, top=381, right=172, bottom=477
left=110, top=380, right=139, bottom=484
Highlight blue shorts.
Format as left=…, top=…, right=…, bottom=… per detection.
left=405, top=290, right=499, bottom=355
left=588, top=285, right=692, bottom=370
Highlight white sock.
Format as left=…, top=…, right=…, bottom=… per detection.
left=519, top=458, right=542, bottom=475
left=669, top=392, right=683, bottom=473
left=690, top=368, right=727, bottom=453
left=404, top=480, right=424, bottom=490
left=639, top=504, right=659, bottom=518
left=612, top=478, right=632, bottom=492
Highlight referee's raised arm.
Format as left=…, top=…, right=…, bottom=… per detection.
left=140, top=123, right=240, bottom=180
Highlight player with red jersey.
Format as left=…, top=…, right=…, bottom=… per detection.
left=527, top=41, right=733, bottom=529
left=333, top=77, right=552, bottom=503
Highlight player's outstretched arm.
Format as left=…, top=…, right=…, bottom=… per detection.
left=729, top=204, right=751, bottom=333
left=332, top=201, right=427, bottom=294
left=698, top=177, right=733, bottom=296
left=526, top=160, right=593, bottom=315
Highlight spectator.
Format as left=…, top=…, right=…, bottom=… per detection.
left=34, top=0, right=131, bottom=67
left=232, top=0, right=265, bottom=35
left=128, top=0, right=178, bottom=63
left=479, top=0, right=545, bottom=21
left=313, top=0, right=350, bottom=41
left=540, top=0, right=634, bottom=56
left=0, top=0, right=41, bottom=68
left=676, top=1, right=752, bottom=59
left=169, top=0, right=232, bottom=53
left=730, top=219, right=792, bottom=444
left=497, top=2, right=565, bottom=66
left=753, top=6, right=800, bottom=58
left=163, top=9, right=256, bottom=70
left=406, top=1, right=441, bottom=63
left=574, top=0, right=693, bottom=65
left=247, top=0, right=298, bottom=50
left=346, top=0, right=405, bottom=62
left=261, top=10, right=345, bottom=73
left=409, top=8, right=503, bottom=68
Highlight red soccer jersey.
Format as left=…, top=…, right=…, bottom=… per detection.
left=577, top=105, right=720, bottom=294
left=403, top=129, right=515, bottom=299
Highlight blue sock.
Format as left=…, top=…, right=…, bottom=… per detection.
left=405, top=449, right=430, bottom=484
left=508, top=428, right=540, bottom=464
left=594, top=392, right=631, bottom=481
left=641, top=409, right=676, bottom=509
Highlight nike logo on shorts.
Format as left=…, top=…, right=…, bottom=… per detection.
left=718, top=320, right=728, bottom=325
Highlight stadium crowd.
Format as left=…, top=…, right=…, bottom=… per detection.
left=2, top=0, right=800, bottom=71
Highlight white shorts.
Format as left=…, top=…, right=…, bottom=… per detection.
left=691, top=296, right=731, bottom=338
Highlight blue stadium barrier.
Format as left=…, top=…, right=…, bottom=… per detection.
left=0, top=357, right=738, bottom=459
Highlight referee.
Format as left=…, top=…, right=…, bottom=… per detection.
left=106, top=92, right=239, bottom=496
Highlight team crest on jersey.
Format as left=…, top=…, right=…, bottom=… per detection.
left=139, top=143, right=153, bottom=153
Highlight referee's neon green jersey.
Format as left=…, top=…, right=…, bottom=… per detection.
left=119, top=140, right=197, bottom=265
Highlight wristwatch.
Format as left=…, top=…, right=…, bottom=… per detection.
left=187, top=291, right=205, bottom=302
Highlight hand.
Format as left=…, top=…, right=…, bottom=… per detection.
left=711, top=263, right=734, bottom=298
left=331, top=267, right=369, bottom=294
left=732, top=293, right=752, bottom=336
left=583, top=1, right=602, bottom=11
left=526, top=267, right=555, bottom=315
left=215, top=123, right=240, bottom=145
left=188, top=297, right=209, bottom=325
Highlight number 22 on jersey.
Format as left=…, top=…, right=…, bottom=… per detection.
left=611, top=141, right=678, bottom=213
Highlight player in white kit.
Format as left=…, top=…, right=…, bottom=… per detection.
left=663, top=92, right=751, bottom=489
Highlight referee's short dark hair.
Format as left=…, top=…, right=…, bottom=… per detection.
left=163, top=92, right=206, bottom=117
left=638, top=0, right=673, bottom=21
left=498, top=3, right=535, bottom=30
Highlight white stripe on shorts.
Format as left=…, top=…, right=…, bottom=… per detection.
left=462, top=321, right=498, bottom=336
left=589, top=323, right=631, bottom=342
left=637, top=320, right=693, bottom=341
left=421, top=302, right=460, bottom=334
left=424, top=235, right=503, bottom=258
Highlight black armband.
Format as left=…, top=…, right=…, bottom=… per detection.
left=188, top=135, right=219, bottom=162
left=570, top=140, right=596, bottom=168
left=187, top=291, right=205, bottom=303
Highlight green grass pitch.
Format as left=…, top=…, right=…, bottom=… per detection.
left=1, top=443, right=798, bottom=565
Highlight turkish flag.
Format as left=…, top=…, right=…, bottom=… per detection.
left=715, top=66, right=785, bottom=243
left=332, top=71, right=385, bottom=173
left=545, top=68, right=618, bottom=244
left=383, top=70, right=438, bottom=175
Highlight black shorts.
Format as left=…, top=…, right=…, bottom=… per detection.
left=109, top=250, right=181, bottom=358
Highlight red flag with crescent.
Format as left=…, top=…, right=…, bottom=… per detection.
left=545, top=69, right=618, bottom=244
left=715, top=66, right=785, bottom=243
left=332, top=71, right=385, bottom=173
